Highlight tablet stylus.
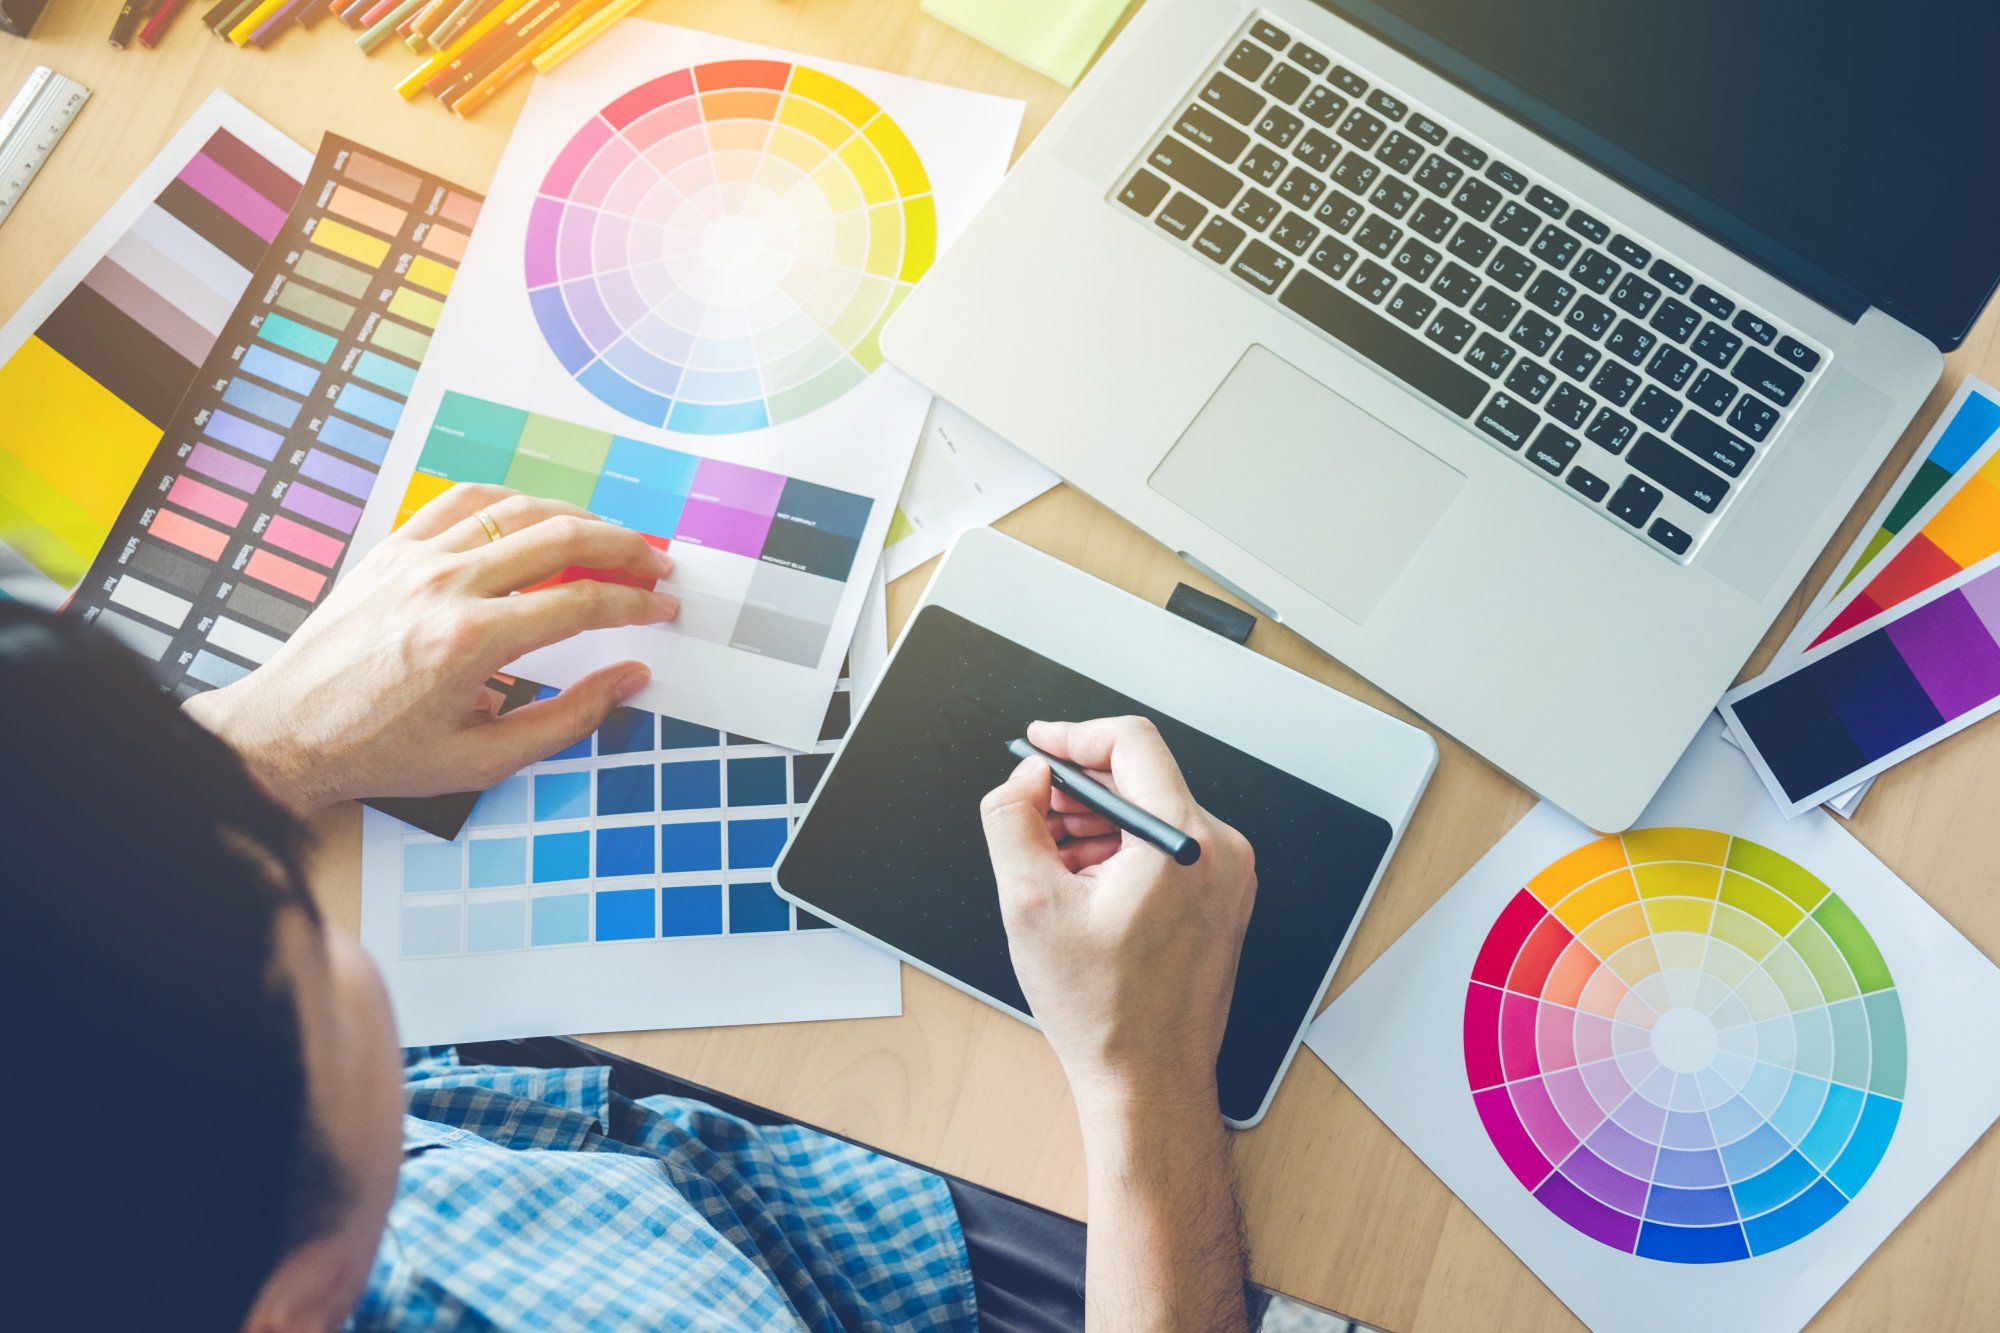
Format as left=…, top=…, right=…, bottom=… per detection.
left=1006, top=737, right=1203, bottom=867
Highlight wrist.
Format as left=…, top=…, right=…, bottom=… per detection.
left=1069, top=1064, right=1226, bottom=1145
left=183, top=681, right=328, bottom=816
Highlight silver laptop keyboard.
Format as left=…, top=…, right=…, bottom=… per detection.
left=1112, top=14, right=1830, bottom=563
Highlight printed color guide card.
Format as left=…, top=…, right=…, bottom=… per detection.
left=66, top=137, right=481, bottom=698
left=0, top=93, right=310, bottom=607
left=361, top=676, right=900, bottom=1045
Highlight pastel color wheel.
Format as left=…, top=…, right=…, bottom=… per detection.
left=1463, top=829, right=1905, bottom=1264
left=526, top=60, right=937, bottom=434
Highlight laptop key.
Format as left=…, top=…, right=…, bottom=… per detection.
left=1647, top=344, right=1697, bottom=390
left=1447, top=224, right=1496, bottom=267
left=1551, top=336, right=1601, bottom=380
left=1590, top=362, right=1640, bottom=405
left=1485, top=160, right=1529, bottom=194
left=1506, top=359, right=1556, bottom=404
left=1527, top=424, right=1580, bottom=474
left=1231, top=241, right=1295, bottom=293
left=1648, top=259, right=1692, bottom=294
left=1491, top=201, right=1539, bottom=245
left=1510, top=311, right=1560, bottom=356
left=1289, top=42, right=1329, bottom=73
left=1632, top=384, right=1681, bottom=431
left=1193, top=216, right=1245, bottom=263
left=1648, top=518, right=1692, bottom=554
left=1529, top=227, right=1579, bottom=270
left=1610, top=274, right=1661, bottom=319
left=1648, top=297, right=1700, bottom=343
left=1367, top=88, right=1408, bottom=120
left=1527, top=185, right=1568, bottom=219
left=1570, top=250, right=1620, bottom=294
left=1687, top=368, right=1737, bottom=415
left=1354, top=215, right=1403, bottom=256
left=1269, top=211, right=1318, bottom=255
left=1408, top=198, right=1458, bottom=242
left=1328, top=66, right=1369, bottom=97
left=1251, top=19, right=1289, bottom=48
left=1201, top=73, right=1265, bottom=126
left=1370, top=179, right=1419, bottom=218
left=1690, top=284, right=1734, bottom=319
left=1466, top=333, right=1517, bottom=378
left=1605, top=319, right=1657, bottom=364
left=1375, top=130, right=1424, bottom=173
left=1547, top=382, right=1595, bottom=427
left=1394, top=240, right=1442, bottom=282
left=1775, top=335, right=1821, bottom=372
left=1631, top=432, right=1727, bottom=511
left=1155, top=192, right=1206, bottom=239
left=1444, top=135, right=1487, bottom=169
left=1386, top=284, right=1436, bottom=329
left=1567, top=467, right=1609, bottom=501
left=1119, top=170, right=1170, bottom=215
left=1176, top=105, right=1250, bottom=161
left=1453, top=177, right=1503, bottom=220
left=1672, top=413, right=1754, bottom=476
left=1277, top=168, right=1325, bottom=210
left=1732, top=347, right=1805, bottom=406
left=1413, top=153, right=1463, bottom=196
left=1331, top=151, right=1380, bottom=195
left=1431, top=261, right=1481, bottom=306
left=1293, top=129, right=1339, bottom=172
left=1608, top=475, right=1663, bottom=527
left=1298, top=85, right=1347, bottom=127
left=1607, top=235, right=1651, bottom=267
left=1426, top=308, right=1476, bottom=353
left=1262, top=64, right=1311, bottom=105
left=1474, top=391, right=1538, bottom=447
left=1486, top=247, right=1535, bottom=291
left=1227, top=40, right=1274, bottom=81
left=1315, top=195, right=1363, bottom=234
left=1256, top=107, right=1304, bottom=148
left=1731, top=310, right=1777, bottom=345
left=1347, top=258, right=1396, bottom=302
left=1407, top=113, right=1448, bottom=145
left=1728, top=393, right=1779, bottom=441
left=1337, top=108, right=1387, bottom=150
left=1470, top=288, right=1521, bottom=331
left=1525, top=271, right=1575, bottom=316
left=1691, top=321, right=1742, bottom=368
left=1241, top=145, right=1288, bottom=185
left=1148, top=137, right=1241, bottom=208
left=1232, top=189, right=1281, bottom=231
left=1565, top=210, right=1610, bottom=244
left=1586, top=407, right=1636, bottom=454
left=1566, top=294, right=1616, bottom=339
left=1277, top=269, right=1491, bottom=416
left=1307, top=237, right=1357, bottom=279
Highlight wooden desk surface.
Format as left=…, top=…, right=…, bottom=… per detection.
left=7, top=3, right=1999, bottom=1328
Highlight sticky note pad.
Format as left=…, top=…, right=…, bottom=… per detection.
left=921, top=0, right=1133, bottom=87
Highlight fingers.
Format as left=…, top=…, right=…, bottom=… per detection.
left=430, top=493, right=601, bottom=555
left=980, top=758, right=1072, bottom=895
left=1026, top=716, right=1198, bottom=821
left=466, top=513, right=674, bottom=595
left=462, top=662, right=650, bottom=781
left=482, top=576, right=680, bottom=663
left=1058, top=835, right=1121, bottom=874
left=396, top=482, right=520, bottom=542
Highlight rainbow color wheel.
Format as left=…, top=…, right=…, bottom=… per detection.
left=1464, top=829, right=1904, bottom=1264
left=526, top=60, right=936, bottom=435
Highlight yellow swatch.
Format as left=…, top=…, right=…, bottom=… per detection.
left=388, top=286, right=445, bottom=328
left=404, top=255, right=457, bottom=296
left=395, top=472, right=454, bottom=528
left=312, top=219, right=392, bottom=268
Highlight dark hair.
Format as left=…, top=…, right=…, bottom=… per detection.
left=0, top=603, right=343, bottom=1328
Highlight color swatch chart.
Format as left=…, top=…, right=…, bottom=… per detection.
left=66, top=138, right=481, bottom=697
left=527, top=59, right=936, bottom=433
left=391, top=682, right=852, bottom=958
left=1724, top=562, right=2000, bottom=810
left=1465, top=829, right=1903, bottom=1265
left=398, top=391, right=872, bottom=667
left=0, top=114, right=304, bottom=602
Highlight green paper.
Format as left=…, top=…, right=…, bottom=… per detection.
left=921, top=0, right=1132, bottom=87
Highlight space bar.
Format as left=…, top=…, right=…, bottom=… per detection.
left=1278, top=271, right=1489, bottom=419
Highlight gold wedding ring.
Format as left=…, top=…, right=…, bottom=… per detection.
left=472, top=508, right=503, bottom=544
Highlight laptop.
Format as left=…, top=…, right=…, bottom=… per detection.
left=880, top=0, right=2000, bottom=831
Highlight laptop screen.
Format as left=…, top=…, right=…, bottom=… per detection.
left=1325, top=0, right=2000, bottom=349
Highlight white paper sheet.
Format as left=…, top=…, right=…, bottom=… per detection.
left=883, top=399, right=1059, bottom=581
left=344, top=23, right=1023, bottom=751
left=361, top=673, right=901, bottom=1045
left=1306, top=717, right=2000, bottom=1333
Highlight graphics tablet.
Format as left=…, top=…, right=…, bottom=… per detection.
left=774, top=529, right=1435, bottom=1126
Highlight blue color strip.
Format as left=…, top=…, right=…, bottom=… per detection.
left=660, top=821, right=721, bottom=872
left=660, top=884, right=723, bottom=936
left=402, top=842, right=461, bottom=892
left=1741, top=1177, right=1848, bottom=1255
left=595, top=888, right=655, bottom=941
left=204, top=409, right=284, bottom=460
left=187, top=648, right=250, bottom=686
left=1825, top=1094, right=1900, bottom=1197
left=468, top=837, right=527, bottom=888
left=1930, top=391, right=2000, bottom=472
left=532, top=830, right=590, bottom=882
left=728, top=882, right=790, bottom=933
left=299, top=448, right=376, bottom=499
left=1635, top=1221, right=1750, bottom=1264
left=221, top=377, right=302, bottom=428
left=241, top=343, right=323, bottom=395
left=596, top=825, right=654, bottom=876
left=578, top=358, right=672, bottom=428
left=668, top=397, right=770, bottom=435
left=727, top=817, right=789, bottom=869
left=334, top=381, right=405, bottom=431
left=318, top=415, right=391, bottom=466
left=530, top=893, right=589, bottom=945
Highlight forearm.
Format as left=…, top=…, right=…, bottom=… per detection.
left=1077, top=1088, right=1250, bottom=1333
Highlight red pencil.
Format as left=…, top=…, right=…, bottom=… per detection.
left=137, top=0, right=190, bottom=43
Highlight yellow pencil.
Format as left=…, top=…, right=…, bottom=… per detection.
left=450, top=0, right=609, bottom=116
left=530, top=0, right=639, bottom=72
left=394, top=0, right=531, bottom=98
left=228, top=0, right=288, bottom=42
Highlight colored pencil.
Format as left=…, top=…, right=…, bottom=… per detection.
left=445, top=0, right=604, bottom=113
left=394, top=0, right=528, bottom=99
left=530, top=0, right=637, bottom=72
left=201, top=0, right=242, bottom=29
left=228, top=0, right=286, bottom=42
left=426, top=0, right=573, bottom=98
left=356, top=0, right=422, bottom=48
left=137, top=0, right=190, bottom=43
left=353, top=0, right=398, bottom=26
left=108, top=0, right=159, bottom=46
left=247, top=0, right=316, bottom=44
left=404, top=0, right=451, bottom=50
left=427, top=0, right=482, bottom=45
left=212, top=0, right=260, bottom=27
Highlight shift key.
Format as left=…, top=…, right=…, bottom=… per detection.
left=1147, top=136, right=1243, bottom=209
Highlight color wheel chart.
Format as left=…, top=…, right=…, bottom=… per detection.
left=526, top=59, right=935, bottom=434
left=1465, top=828, right=1904, bottom=1264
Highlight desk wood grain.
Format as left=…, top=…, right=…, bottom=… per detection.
left=7, top=3, right=1998, bottom=1328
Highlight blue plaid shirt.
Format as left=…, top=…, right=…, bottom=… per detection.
left=347, top=1050, right=975, bottom=1332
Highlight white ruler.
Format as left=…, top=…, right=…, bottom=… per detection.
left=0, top=66, right=89, bottom=229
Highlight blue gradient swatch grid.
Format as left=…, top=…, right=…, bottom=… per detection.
left=397, top=683, right=849, bottom=957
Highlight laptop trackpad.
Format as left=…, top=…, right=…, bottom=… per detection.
left=1150, top=346, right=1465, bottom=625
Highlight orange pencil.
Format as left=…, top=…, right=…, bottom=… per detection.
left=394, top=0, right=527, bottom=96
left=449, top=0, right=608, bottom=115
